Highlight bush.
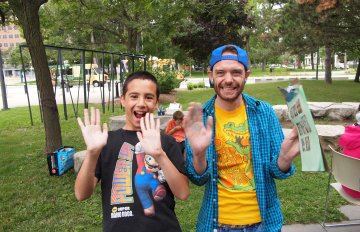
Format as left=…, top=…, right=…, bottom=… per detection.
left=196, top=82, right=205, bottom=88
left=152, top=70, right=181, bottom=94
left=187, top=82, right=194, bottom=90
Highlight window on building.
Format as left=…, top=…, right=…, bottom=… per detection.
left=15, top=34, right=19, bottom=38
left=7, top=26, right=12, bottom=30
left=3, top=35, right=7, bottom=39
left=4, top=43, right=8, bottom=47
left=13, top=26, right=17, bottom=30
left=1, top=26, right=5, bottom=30
left=16, top=43, right=19, bottom=46
left=0, top=43, right=2, bottom=47
left=9, top=34, right=13, bottom=38
left=10, top=43, right=14, bottom=47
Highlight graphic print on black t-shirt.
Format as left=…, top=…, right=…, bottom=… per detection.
left=110, top=141, right=166, bottom=218
left=110, top=142, right=135, bottom=219
left=134, top=142, right=166, bottom=217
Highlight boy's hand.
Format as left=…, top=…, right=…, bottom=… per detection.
left=183, top=102, right=213, bottom=156
left=77, top=107, right=108, bottom=153
left=137, top=113, right=163, bottom=159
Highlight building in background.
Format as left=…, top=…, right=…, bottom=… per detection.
left=0, top=23, right=25, bottom=51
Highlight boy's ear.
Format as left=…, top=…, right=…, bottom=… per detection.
left=120, top=95, right=125, bottom=107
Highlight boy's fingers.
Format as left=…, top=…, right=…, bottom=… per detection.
left=102, top=123, right=108, bottom=134
left=90, top=107, right=96, bottom=125
left=84, top=108, right=89, bottom=126
left=149, top=113, right=155, bottom=129
left=95, top=109, right=101, bottom=125
left=77, top=117, right=84, bottom=129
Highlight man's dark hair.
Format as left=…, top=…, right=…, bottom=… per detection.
left=222, top=45, right=238, bottom=55
left=173, top=110, right=184, bottom=120
left=122, top=71, right=160, bottom=99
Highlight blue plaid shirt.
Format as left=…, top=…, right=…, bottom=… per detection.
left=185, top=94, right=295, bottom=232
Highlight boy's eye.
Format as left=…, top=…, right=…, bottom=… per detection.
left=129, top=95, right=138, bottom=99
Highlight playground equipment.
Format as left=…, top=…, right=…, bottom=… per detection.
left=19, top=44, right=146, bottom=126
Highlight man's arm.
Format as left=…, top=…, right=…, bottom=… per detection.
left=75, top=107, right=108, bottom=201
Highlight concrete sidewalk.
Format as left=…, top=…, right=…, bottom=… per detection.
left=283, top=205, right=360, bottom=232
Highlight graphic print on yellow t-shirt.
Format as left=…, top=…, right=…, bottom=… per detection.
left=215, top=105, right=254, bottom=190
left=215, top=103, right=261, bottom=225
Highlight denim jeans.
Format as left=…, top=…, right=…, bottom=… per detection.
left=217, top=222, right=264, bottom=232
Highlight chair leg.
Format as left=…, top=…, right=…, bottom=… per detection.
left=322, top=171, right=333, bottom=228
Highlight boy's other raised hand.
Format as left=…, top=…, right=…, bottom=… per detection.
left=77, top=107, right=108, bottom=152
left=137, top=113, right=163, bottom=159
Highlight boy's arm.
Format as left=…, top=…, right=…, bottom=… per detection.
left=75, top=149, right=101, bottom=201
left=137, top=113, right=189, bottom=200
left=156, top=151, right=189, bottom=200
left=75, top=107, right=108, bottom=201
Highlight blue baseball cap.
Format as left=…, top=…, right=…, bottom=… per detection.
left=209, top=44, right=248, bottom=71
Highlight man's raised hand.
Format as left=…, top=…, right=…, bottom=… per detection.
left=183, top=102, right=213, bottom=156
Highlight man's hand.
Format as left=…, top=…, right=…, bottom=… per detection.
left=77, top=107, right=108, bottom=154
left=183, top=102, right=213, bottom=156
left=137, top=113, right=164, bottom=160
left=278, top=127, right=300, bottom=172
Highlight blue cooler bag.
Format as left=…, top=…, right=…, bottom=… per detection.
left=47, top=146, right=75, bottom=176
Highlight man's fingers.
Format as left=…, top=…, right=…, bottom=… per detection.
left=149, top=113, right=155, bottom=129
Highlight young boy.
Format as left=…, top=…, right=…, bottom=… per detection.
left=75, top=71, right=189, bottom=232
left=165, top=111, right=185, bottom=154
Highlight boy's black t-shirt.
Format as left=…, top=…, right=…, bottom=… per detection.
left=95, top=129, right=185, bottom=232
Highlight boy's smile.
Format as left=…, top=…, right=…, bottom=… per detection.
left=120, top=79, right=159, bottom=131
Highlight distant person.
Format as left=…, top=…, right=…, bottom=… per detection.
left=165, top=110, right=185, bottom=154
left=183, top=44, right=300, bottom=231
left=75, top=71, right=189, bottom=232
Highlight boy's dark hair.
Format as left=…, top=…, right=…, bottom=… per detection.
left=173, top=110, right=184, bottom=120
left=122, top=71, right=160, bottom=99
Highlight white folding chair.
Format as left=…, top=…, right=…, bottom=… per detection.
left=322, top=145, right=360, bottom=228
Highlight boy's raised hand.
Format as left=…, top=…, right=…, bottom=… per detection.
left=183, top=102, right=213, bottom=156
left=77, top=107, right=108, bottom=153
left=137, top=113, right=163, bottom=159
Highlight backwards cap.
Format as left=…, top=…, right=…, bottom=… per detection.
left=209, top=44, right=248, bottom=71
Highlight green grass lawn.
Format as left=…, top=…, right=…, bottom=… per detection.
left=1, top=80, right=359, bottom=231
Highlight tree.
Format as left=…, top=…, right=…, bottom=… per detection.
left=278, top=0, right=360, bottom=84
left=7, top=0, right=62, bottom=153
left=172, top=0, right=253, bottom=66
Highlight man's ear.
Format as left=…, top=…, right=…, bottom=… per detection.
left=208, top=69, right=214, bottom=88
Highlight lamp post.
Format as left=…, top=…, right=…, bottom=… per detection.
left=0, top=48, right=9, bottom=110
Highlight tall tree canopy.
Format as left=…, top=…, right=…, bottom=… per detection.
left=172, top=0, right=253, bottom=65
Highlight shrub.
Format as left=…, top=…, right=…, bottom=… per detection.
left=153, top=70, right=181, bottom=94
left=187, top=82, right=194, bottom=90
left=196, top=82, right=205, bottom=88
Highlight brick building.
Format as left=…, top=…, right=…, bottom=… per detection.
left=0, top=23, right=25, bottom=51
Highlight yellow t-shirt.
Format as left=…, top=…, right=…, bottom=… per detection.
left=215, top=102, right=261, bottom=225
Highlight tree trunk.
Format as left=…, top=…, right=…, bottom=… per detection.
left=127, top=27, right=138, bottom=52
left=355, top=58, right=360, bottom=83
left=310, top=52, right=314, bottom=70
left=324, top=44, right=332, bottom=84
left=261, top=60, right=266, bottom=72
left=9, top=0, right=62, bottom=153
